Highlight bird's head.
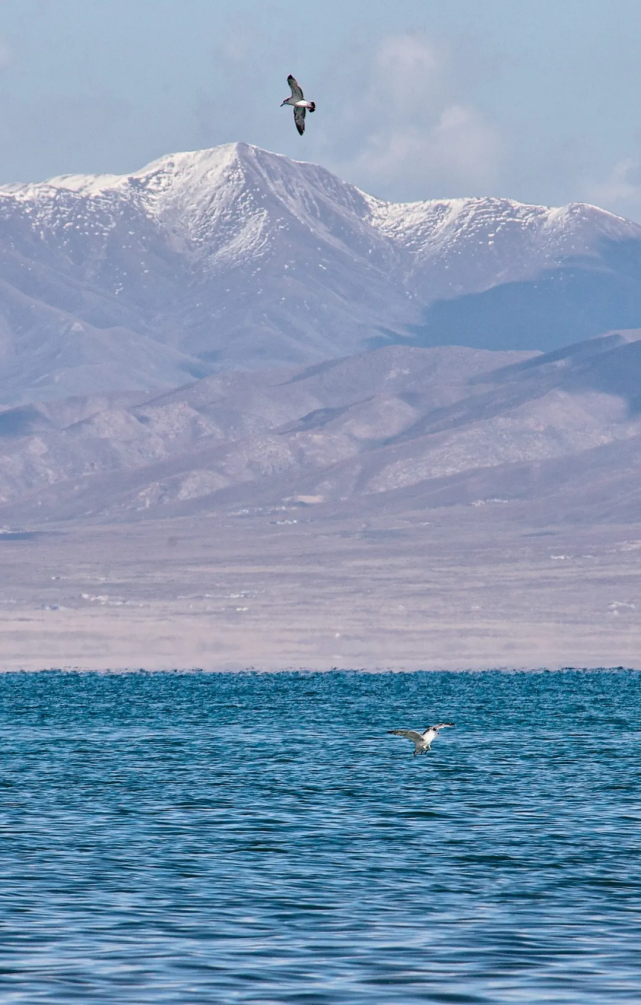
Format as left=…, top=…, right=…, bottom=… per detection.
left=280, top=98, right=289, bottom=106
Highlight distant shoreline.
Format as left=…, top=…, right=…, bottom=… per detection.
left=1, top=665, right=638, bottom=674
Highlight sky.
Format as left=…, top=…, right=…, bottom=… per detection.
left=1, top=0, right=641, bottom=219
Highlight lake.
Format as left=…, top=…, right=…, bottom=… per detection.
left=1, top=669, right=640, bottom=1003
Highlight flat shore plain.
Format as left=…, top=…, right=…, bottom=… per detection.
left=1, top=499, right=639, bottom=671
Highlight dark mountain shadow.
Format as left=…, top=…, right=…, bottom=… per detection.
left=0, top=405, right=50, bottom=438
left=278, top=405, right=353, bottom=433
left=568, top=338, right=641, bottom=411
left=406, top=240, right=641, bottom=352
left=480, top=332, right=630, bottom=380
left=478, top=331, right=641, bottom=412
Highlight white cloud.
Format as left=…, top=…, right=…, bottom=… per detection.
left=317, top=32, right=502, bottom=202
left=585, top=159, right=641, bottom=221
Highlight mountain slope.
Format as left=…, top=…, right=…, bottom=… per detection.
left=1, top=143, right=641, bottom=402
left=0, top=332, right=640, bottom=525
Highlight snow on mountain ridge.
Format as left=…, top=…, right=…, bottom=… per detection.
left=5, top=142, right=637, bottom=280
left=367, top=193, right=641, bottom=297
left=0, top=142, right=640, bottom=403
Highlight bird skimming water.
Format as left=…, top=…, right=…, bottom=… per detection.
left=388, top=723, right=455, bottom=756
left=281, top=75, right=316, bottom=135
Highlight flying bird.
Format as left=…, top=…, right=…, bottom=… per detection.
left=281, top=74, right=316, bottom=135
left=388, top=723, right=455, bottom=756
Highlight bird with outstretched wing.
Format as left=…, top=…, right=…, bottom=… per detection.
left=388, top=723, right=455, bottom=756
left=281, top=74, right=316, bottom=135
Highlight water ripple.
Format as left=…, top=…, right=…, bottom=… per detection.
left=1, top=669, right=640, bottom=1002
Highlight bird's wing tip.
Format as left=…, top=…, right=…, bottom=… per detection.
left=294, top=105, right=306, bottom=134
left=288, top=75, right=304, bottom=100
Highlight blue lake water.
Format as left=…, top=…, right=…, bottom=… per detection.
left=1, top=669, right=640, bottom=1003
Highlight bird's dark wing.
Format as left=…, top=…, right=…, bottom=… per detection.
left=288, top=75, right=304, bottom=100
left=388, top=729, right=424, bottom=743
left=294, top=105, right=306, bottom=135
left=433, top=722, right=455, bottom=730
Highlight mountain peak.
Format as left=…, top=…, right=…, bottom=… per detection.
left=4, top=144, right=639, bottom=247
left=0, top=144, right=641, bottom=403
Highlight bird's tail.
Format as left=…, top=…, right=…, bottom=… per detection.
left=309, top=102, right=316, bottom=113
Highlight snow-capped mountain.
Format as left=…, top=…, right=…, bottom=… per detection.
left=1, top=141, right=641, bottom=402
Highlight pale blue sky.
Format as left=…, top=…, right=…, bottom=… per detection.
left=1, top=0, right=641, bottom=218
